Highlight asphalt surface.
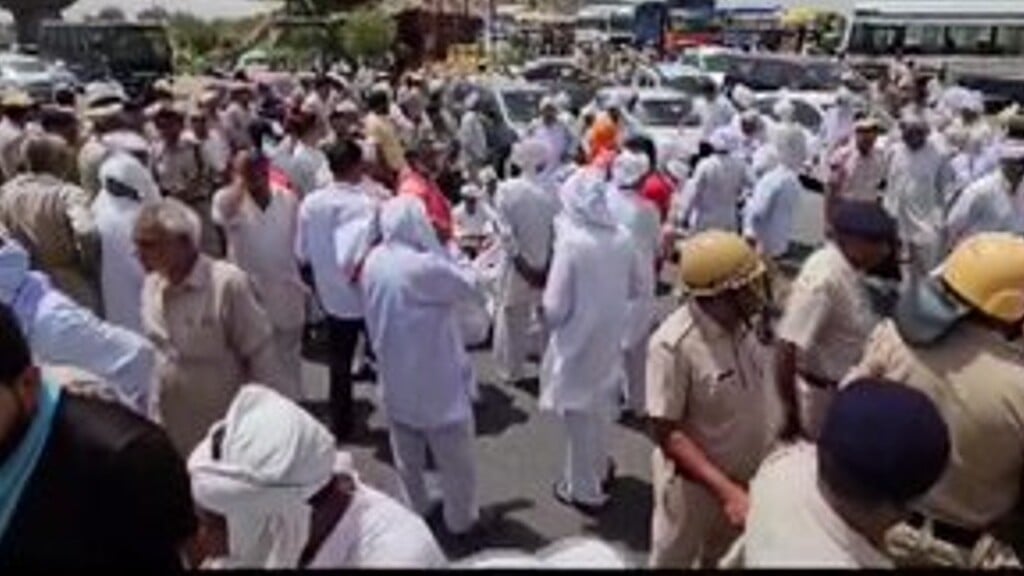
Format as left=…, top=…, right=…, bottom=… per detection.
left=299, top=342, right=656, bottom=566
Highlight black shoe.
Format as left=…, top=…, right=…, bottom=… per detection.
left=552, top=481, right=609, bottom=516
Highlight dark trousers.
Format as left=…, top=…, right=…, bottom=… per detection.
left=327, top=316, right=364, bottom=439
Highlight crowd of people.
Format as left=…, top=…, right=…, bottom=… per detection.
left=1, top=51, right=1024, bottom=570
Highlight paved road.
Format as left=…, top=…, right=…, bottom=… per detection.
left=300, top=341, right=657, bottom=566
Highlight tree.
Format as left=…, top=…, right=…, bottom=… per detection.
left=96, top=6, right=127, bottom=21
left=137, top=6, right=170, bottom=23
left=339, top=8, right=396, bottom=63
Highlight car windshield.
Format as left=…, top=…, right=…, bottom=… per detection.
left=635, top=97, right=694, bottom=127
left=3, top=58, right=47, bottom=74
left=501, top=89, right=545, bottom=124
left=755, top=98, right=823, bottom=132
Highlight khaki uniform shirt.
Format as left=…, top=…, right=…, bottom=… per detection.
left=0, top=173, right=99, bottom=311
left=142, top=255, right=283, bottom=455
left=0, top=120, right=24, bottom=181
left=77, top=138, right=109, bottom=201
left=151, top=139, right=208, bottom=204
left=778, top=243, right=880, bottom=383
left=647, top=302, right=781, bottom=483
left=364, top=113, right=408, bottom=174
left=847, top=320, right=1024, bottom=529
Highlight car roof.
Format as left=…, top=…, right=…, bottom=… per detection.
left=655, top=62, right=707, bottom=78
left=478, top=76, right=548, bottom=92
left=522, top=57, right=576, bottom=69
left=597, top=86, right=689, bottom=100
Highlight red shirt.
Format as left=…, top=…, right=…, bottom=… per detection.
left=640, top=172, right=674, bottom=223
left=397, top=167, right=454, bottom=241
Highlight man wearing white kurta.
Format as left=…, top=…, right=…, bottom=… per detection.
left=92, top=152, right=161, bottom=334
left=884, top=116, right=957, bottom=280
left=606, top=150, right=660, bottom=416
left=360, top=195, right=484, bottom=537
left=213, top=151, right=306, bottom=398
left=542, top=168, right=640, bottom=510
left=946, top=141, right=1024, bottom=248
left=492, top=139, right=561, bottom=385
left=677, top=128, right=747, bottom=233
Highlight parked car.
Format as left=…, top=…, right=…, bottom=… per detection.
left=593, top=86, right=704, bottom=161
left=631, top=62, right=718, bottom=96
left=516, top=57, right=601, bottom=113
left=448, top=76, right=550, bottom=175
left=0, top=53, right=63, bottom=102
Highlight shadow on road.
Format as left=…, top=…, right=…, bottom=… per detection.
left=432, top=498, right=548, bottom=560
left=473, top=383, right=530, bottom=437
left=582, top=475, right=652, bottom=554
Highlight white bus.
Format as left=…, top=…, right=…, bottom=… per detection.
left=574, top=3, right=637, bottom=46
left=842, top=1, right=1024, bottom=81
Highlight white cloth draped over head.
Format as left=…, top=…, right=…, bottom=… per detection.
left=772, top=124, right=809, bottom=171
left=560, top=168, right=616, bottom=230
left=510, top=137, right=552, bottom=177
left=380, top=195, right=445, bottom=255
left=731, top=84, right=756, bottom=110
left=188, top=384, right=338, bottom=569
left=708, top=126, right=741, bottom=154
left=99, top=152, right=160, bottom=202
left=773, top=98, right=796, bottom=123
left=611, top=149, right=650, bottom=189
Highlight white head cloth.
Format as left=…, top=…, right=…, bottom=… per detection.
left=380, top=194, right=445, bottom=254
left=611, top=149, right=650, bottom=189
left=773, top=98, right=796, bottom=123
left=99, top=152, right=160, bottom=202
left=510, top=137, right=552, bottom=176
left=731, top=84, right=755, bottom=110
left=708, top=126, right=741, bottom=154
left=188, top=385, right=337, bottom=569
left=559, top=167, right=616, bottom=230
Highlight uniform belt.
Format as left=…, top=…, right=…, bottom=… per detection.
left=798, top=371, right=838, bottom=390
left=908, top=512, right=984, bottom=549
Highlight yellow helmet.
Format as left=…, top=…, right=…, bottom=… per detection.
left=942, top=232, right=1024, bottom=323
left=678, top=230, right=766, bottom=297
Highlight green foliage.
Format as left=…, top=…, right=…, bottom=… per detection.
left=340, top=8, right=396, bottom=63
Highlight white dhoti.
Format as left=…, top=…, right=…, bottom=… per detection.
left=493, top=298, right=541, bottom=383
left=560, top=410, right=612, bottom=506
left=650, top=451, right=739, bottom=568
left=388, top=417, right=479, bottom=534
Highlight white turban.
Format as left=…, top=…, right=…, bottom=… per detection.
left=559, top=167, right=615, bottom=230
left=708, top=126, right=740, bottom=154
left=773, top=124, right=809, bottom=170
left=731, top=84, right=756, bottom=110
left=99, top=152, right=160, bottom=202
left=380, top=194, right=445, bottom=255
left=773, top=98, right=796, bottom=123
left=510, top=137, right=552, bottom=176
left=188, top=385, right=338, bottom=569
left=611, top=149, right=650, bottom=188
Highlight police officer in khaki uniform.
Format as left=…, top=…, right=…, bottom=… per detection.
left=846, top=232, right=1024, bottom=568
left=776, top=200, right=899, bottom=440
left=647, top=230, right=781, bottom=568
left=148, top=101, right=219, bottom=257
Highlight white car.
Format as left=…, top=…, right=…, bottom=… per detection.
left=592, top=86, right=704, bottom=163
left=0, top=53, right=61, bottom=101
left=631, top=62, right=718, bottom=96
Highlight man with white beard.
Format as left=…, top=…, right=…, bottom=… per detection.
left=606, top=150, right=660, bottom=417
left=492, top=138, right=561, bottom=386
left=883, top=115, right=957, bottom=280
left=542, top=168, right=641, bottom=512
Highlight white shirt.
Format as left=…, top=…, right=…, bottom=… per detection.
left=530, top=119, right=575, bottom=164
left=493, top=176, right=561, bottom=306
left=678, top=153, right=747, bottom=233
left=540, top=216, right=640, bottom=415
left=697, top=95, right=737, bottom=138
left=452, top=202, right=493, bottom=240
left=884, top=142, right=956, bottom=246
left=291, top=141, right=332, bottom=198
left=742, top=443, right=893, bottom=568
left=360, top=240, right=482, bottom=429
left=296, top=184, right=376, bottom=319
left=213, top=186, right=306, bottom=331
left=458, top=111, right=488, bottom=166
left=310, top=481, right=445, bottom=568
left=606, top=186, right=660, bottom=347
left=947, top=170, right=1024, bottom=247
left=744, top=164, right=803, bottom=259
left=92, top=191, right=147, bottom=335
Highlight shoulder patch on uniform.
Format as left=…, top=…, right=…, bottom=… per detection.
left=651, top=306, right=696, bottom=349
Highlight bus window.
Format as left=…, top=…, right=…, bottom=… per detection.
left=995, top=25, right=1024, bottom=56
left=848, top=23, right=900, bottom=55
left=946, top=25, right=996, bottom=55
left=904, top=24, right=944, bottom=55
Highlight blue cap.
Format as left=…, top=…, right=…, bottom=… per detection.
left=831, top=199, right=897, bottom=243
left=820, top=378, right=950, bottom=503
